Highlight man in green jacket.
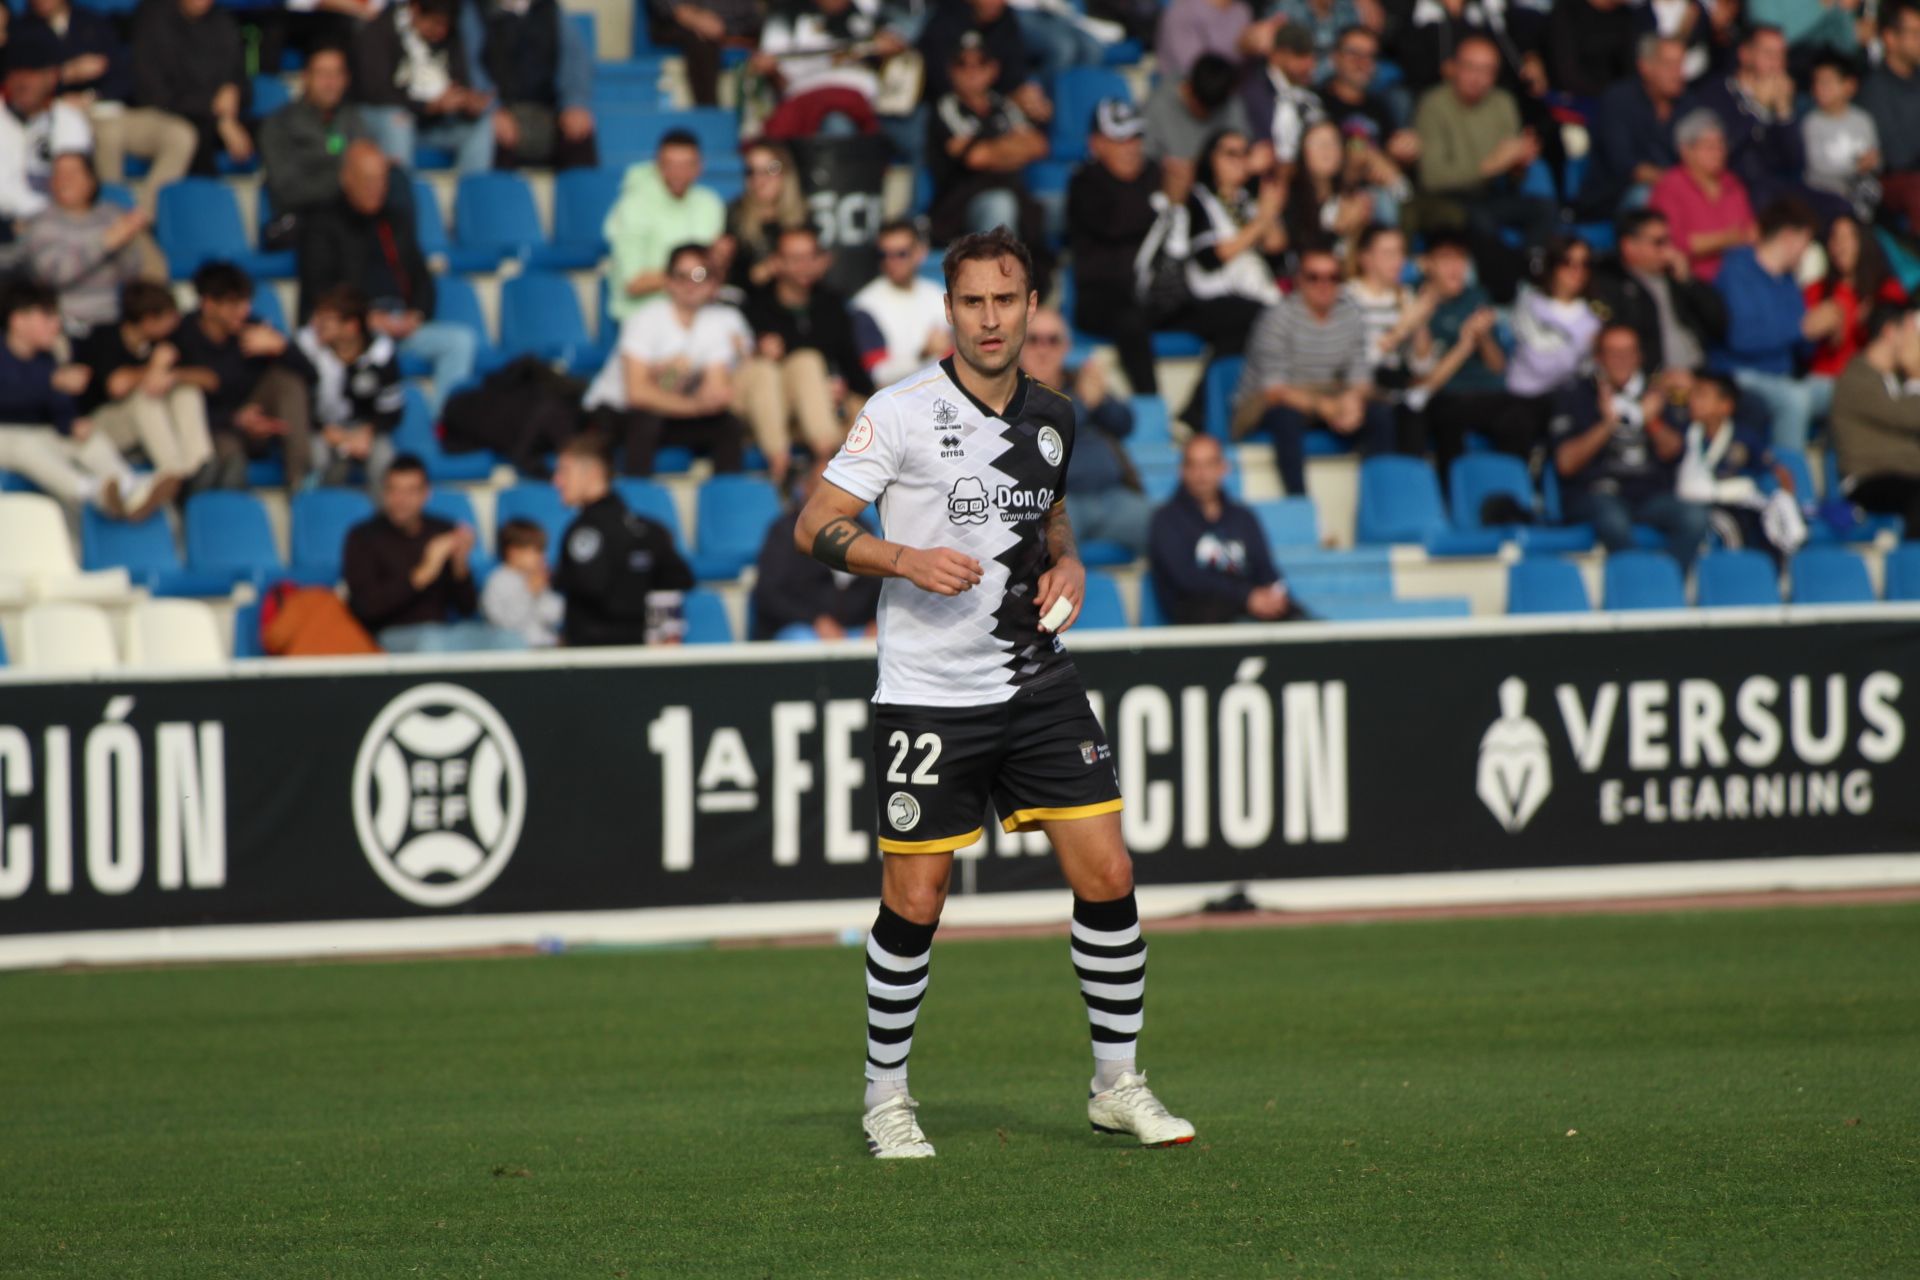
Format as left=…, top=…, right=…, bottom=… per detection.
left=1830, top=304, right=1920, bottom=537
left=260, top=48, right=367, bottom=237
left=603, top=129, right=726, bottom=324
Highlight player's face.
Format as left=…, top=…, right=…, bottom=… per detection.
left=945, top=255, right=1035, bottom=377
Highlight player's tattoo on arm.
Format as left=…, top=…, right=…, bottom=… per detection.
left=811, top=515, right=869, bottom=572
left=1044, top=502, right=1079, bottom=565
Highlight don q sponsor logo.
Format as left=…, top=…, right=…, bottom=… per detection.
left=352, top=684, right=526, bottom=907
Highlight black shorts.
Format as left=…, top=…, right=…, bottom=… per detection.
left=871, top=674, right=1123, bottom=855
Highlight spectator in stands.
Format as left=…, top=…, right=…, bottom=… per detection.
left=1144, top=53, right=1250, bottom=185
left=852, top=219, right=950, bottom=386
left=1400, top=232, right=1518, bottom=478
left=553, top=431, right=695, bottom=646
left=173, top=261, right=316, bottom=490
left=1860, top=3, right=1920, bottom=233
left=1504, top=237, right=1603, bottom=449
left=749, top=456, right=881, bottom=639
left=468, top=0, right=598, bottom=169
left=582, top=241, right=748, bottom=478
left=750, top=0, right=905, bottom=140
left=1544, top=0, right=1640, bottom=102
left=351, top=0, right=493, bottom=175
left=1648, top=0, right=1735, bottom=87
left=1830, top=303, right=1920, bottom=537
left=344, top=454, right=515, bottom=651
left=1021, top=305, right=1151, bottom=554
left=1550, top=321, right=1707, bottom=565
left=297, top=141, right=478, bottom=405
left=0, top=30, right=91, bottom=240
left=1803, top=52, right=1879, bottom=219
left=1149, top=434, right=1300, bottom=625
left=1067, top=99, right=1160, bottom=395
left=1590, top=209, right=1724, bottom=374
left=1241, top=23, right=1324, bottom=177
left=259, top=47, right=366, bottom=244
left=1683, top=23, right=1842, bottom=218
left=1678, top=369, right=1804, bottom=559
left=72, top=281, right=213, bottom=489
left=716, top=142, right=805, bottom=297
left=1284, top=118, right=1405, bottom=255
left=645, top=0, right=758, bottom=107
left=0, top=281, right=171, bottom=519
left=926, top=33, right=1050, bottom=256
left=24, top=152, right=151, bottom=333
left=606, top=129, right=727, bottom=323
left=1267, top=0, right=1377, bottom=78
left=1155, top=0, right=1253, bottom=81
left=296, top=285, right=404, bottom=488
left=483, top=517, right=564, bottom=646
left=917, top=0, right=1052, bottom=125
left=129, top=0, right=253, bottom=175
left=1577, top=35, right=1686, bottom=220
left=1749, top=0, right=1859, bottom=64
left=1806, top=215, right=1905, bottom=380
left=1317, top=25, right=1420, bottom=171
left=1715, top=197, right=1834, bottom=452
left=1649, top=109, right=1753, bottom=284
left=1344, top=224, right=1433, bottom=399
left=1410, top=34, right=1556, bottom=302
left=1234, top=245, right=1393, bottom=496
left=741, top=224, right=872, bottom=482
left=20, top=0, right=194, bottom=213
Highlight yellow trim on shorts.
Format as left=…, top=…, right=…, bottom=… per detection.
left=999, top=799, right=1124, bottom=833
left=877, top=827, right=984, bottom=855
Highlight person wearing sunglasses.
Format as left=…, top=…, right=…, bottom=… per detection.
left=718, top=141, right=806, bottom=293
left=1317, top=25, right=1420, bottom=172
left=1501, top=236, right=1603, bottom=461
left=1019, top=306, right=1151, bottom=555
left=851, top=218, right=951, bottom=386
left=1589, top=208, right=1726, bottom=376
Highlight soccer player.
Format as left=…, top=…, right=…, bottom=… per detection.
left=794, top=226, right=1195, bottom=1159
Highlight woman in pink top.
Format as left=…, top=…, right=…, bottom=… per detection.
left=1648, top=109, right=1756, bottom=284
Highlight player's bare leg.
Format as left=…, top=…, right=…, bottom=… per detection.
left=860, top=852, right=953, bottom=1158
left=1046, top=813, right=1196, bottom=1147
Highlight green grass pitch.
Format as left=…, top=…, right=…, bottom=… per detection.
left=3, top=902, right=1918, bottom=1278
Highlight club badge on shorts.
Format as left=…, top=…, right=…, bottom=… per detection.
left=888, top=791, right=921, bottom=831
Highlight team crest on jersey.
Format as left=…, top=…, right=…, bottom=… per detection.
left=933, top=399, right=960, bottom=428
left=887, top=791, right=921, bottom=831
left=1037, top=426, right=1063, bottom=466
left=947, top=476, right=990, bottom=524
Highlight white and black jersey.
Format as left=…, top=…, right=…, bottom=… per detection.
left=823, top=356, right=1079, bottom=707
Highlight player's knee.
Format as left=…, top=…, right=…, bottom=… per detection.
left=885, top=875, right=949, bottom=925
left=1081, top=857, right=1134, bottom=901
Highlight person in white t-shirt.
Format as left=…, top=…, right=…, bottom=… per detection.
left=582, top=241, right=751, bottom=476
left=851, top=219, right=951, bottom=387
left=0, top=31, right=93, bottom=234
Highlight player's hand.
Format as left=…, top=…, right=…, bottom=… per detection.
left=1035, top=554, right=1085, bottom=633
left=899, top=546, right=983, bottom=595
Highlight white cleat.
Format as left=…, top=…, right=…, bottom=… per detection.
left=863, top=1094, right=937, bottom=1158
left=1088, top=1072, right=1196, bottom=1147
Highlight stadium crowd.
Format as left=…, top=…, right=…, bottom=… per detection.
left=3, top=0, right=1920, bottom=659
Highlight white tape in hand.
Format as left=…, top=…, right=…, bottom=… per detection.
left=1039, top=596, right=1074, bottom=633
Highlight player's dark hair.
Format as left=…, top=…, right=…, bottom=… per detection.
left=120, top=280, right=177, bottom=324
left=1189, top=54, right=1238, bottom=111
left=942, top=225, right=1034, bottom=296
left=312, top=284, right=370, bottom=330
left=498, top=516, right=547, bottom=556
left=656, top=127, right=700, bottom=155
left=387, top=453, right=428, bottom=481
left=561, top=431, right=615, bottom=471
left=1758, top=196, right=1817, bottom=240
left=192, top=260, right=253, bottom=302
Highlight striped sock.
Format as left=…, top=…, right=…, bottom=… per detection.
left=863, top=904, right=937, bottom=1110
left=1072, top=892, right=1146, bottom=1092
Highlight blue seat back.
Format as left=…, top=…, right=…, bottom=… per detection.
left=1251, top=496, right=1318, bottom=549
left=696, top=474, right=782, bottom=561
left=1201, top=356, right=1244, bottom=438
left=1449, top=453, right=1535, bottom=529
left=249, top=73, right=292, bottom=119
left=455, top=172, right=546, bottom=256
left=495, top=483, right=573, bottom=567
left=411, top=178, right=452, bottom=256
left=290, top=488, right=376, bottom=580
left=1075, top=571, right=1130, bottom=630
left=432, top=273, right=494, bottom=347
left=1886, top=543, right=1920, bottom=601
left=1050, top=67, right=1131, bottom=163
left=499, top=272, right=590, bottom=358
left=1356, top=456, right=1450, bottom=545
left=250, top=282, right=288, bottom=333
left=185, top=492, right=282, bottom=576
left=1127, top=395, right=1173, bottom=452
left=1138, top=574, right=1170, bottom=626
left=553, top=167, right=624, bottom=251
left=82, top=507, right=181, bottom=575
left=1506, top=557, right=1589, bottom=614
left=600, top=108, right=741, bottom=167
left=1790, top=547, right=1875, bottom=604
left=683, top=587, right=733, bottom=644
left=1603, top=550, right=1687, bottom=611
left=155, top=179, right=249, bottom=279
left=613, top=478, right=686, bottom=550
left=1696, top=550, right=1780, bottom=607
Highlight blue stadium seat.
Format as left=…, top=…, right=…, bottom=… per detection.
left=1886, top=543, right=1920, bottom=601
left=81, top=508, right=232, bottom=597
left=1356, top=456, right=1449, bottom=546
left=1075, top=571, right=1130, bottom=630
left=692, top=474, right=782, bottom=580
left=250, top=282, right=288, bottom=333
left=232, top=600, right=262, bottom=659
left=99, top=182, right=135, bottom=210
left=393, top=384, right=496, bottom=482
left=1603, top=550, right=1687, bottom=611
left=498, top=272, right=593, bottom=368
left=1696, top=550, right=1781, bottom=608
left=1152, top=330, right=1207, bottom=359
left=184, top=492, right=284, bottom=586
left=1138, top=575, right=1169, bottom=626
left=1790, top=546, right=1876, bottom=604
left=1201, top=357, right=1243, bottom=437
left=154, top=179, right=292, bottom=281
left=1128, top=395, right=1173, bottom=453
left=552, top=167, right=623, bottom=264
left=290, top=488, right=376, bottom=582
left=1050, top=67, right=1131, bottom=163
left=1448, top=453, right=1535, bottom=530
left=597, top=107, right=743, bottom=170
left=683, top=587, right=733, bottom=644
left=1817, top=449, right=1904, bottom=541
left=1251, top=496, right=1318, bottom=548
left=409, top=179, right=499, bottom=275
left=249, top=74, right=292, bottom=120
left=457, top=173, right=599, bottom=270
left=494, top=482, right=573, bottom=567
left=431, top=274, right=498, bottom=369
left=613, top=477, right=687, bottom=551
left=1079, top=540, right=1134, bottom=567
left=1505, top=557, right=1590, bottom=614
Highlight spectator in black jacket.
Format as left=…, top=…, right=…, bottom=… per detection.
left=1067, top=99, right=1160, bottom=394
left=918, top=0, right=1052, bottom=124
left=259, top=47, right=366, bottom=241
left=467, top=0, right=598, bottom=170
left=344, top=454, right=519, bottom=650
left=740, top=223, right=873, bottom=469
left=20, top=0, right=196, bottom=211
left=749, top=457, right=881, bottom=639
left=351, top=0, right=494, bottom=174
left=296, top=284, right=405, bottom=488
left=171, top=261, right=316, bottom=489
left=1544, top=0, right=1642, bottom=104
left=297, top=140, right=477, bottom=403
left=129, top=0, right=253, bottom=174
left=1149, top=434, right=1302, bottom=625
left=553, top=432, right=695, bottom=646
left=1588, top=209, right=1726, bottom=373
left=1576, top=35, right=1686, bottom=219
left=926, top=33, right=1051, bottom=265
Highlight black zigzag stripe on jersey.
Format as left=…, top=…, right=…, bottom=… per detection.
left=983, top=381, right=1077, bottom=688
